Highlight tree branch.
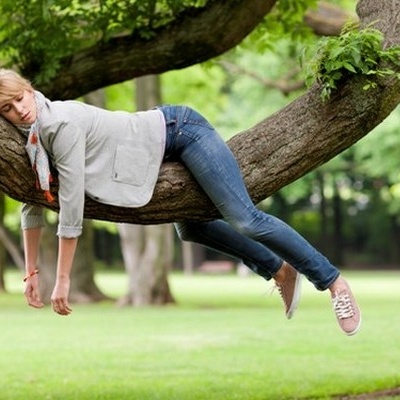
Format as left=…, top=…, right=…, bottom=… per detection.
left=1, top=1, right=399, bottom=226
left=218, top=60, right=305, bottom=96
left=35, top=0, right=278, bottom=100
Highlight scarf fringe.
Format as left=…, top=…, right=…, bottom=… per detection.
left=33, top=169, right=54, bottom=201
left=44, top=190, right=54, bottom=202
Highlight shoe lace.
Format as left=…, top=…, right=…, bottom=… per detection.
left=270, top=283, right=288, bottom=307
left=270, top=282, right=282, bottom=295
left=332, top=292, right=355, bottom=319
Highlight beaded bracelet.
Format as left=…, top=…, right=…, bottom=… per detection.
left=23, top=268, right=39, bottom=282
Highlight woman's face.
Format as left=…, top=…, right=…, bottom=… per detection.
left=0, top=90, right=37, bottom=125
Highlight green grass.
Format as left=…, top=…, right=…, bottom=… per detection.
left=1, top=270, right=400, bottom=400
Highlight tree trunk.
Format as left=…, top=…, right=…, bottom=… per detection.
left=70, top=220, right=110, bottom=303
left=118, top=224, right=174, bottom=306
left=315, top=171, right=329, bottom=256
left=182, top=241, right=195, bottom=275
left=389, top=216, right=400, bottom=265
left=39, top=220, right=58, bottom=303
left=332, top=181, right=344, bottom=266
left=39, top=218, right=109, bottom=304
left=0, top=194, right=6, bottom=292
left=117, top=75, right=175, bottom=306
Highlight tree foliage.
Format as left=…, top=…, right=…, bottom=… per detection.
left=304, top=23, right=400, bottom=100
left=0, top=0, right=323, bottom=94
left=0, top=0, right=209, bottom=84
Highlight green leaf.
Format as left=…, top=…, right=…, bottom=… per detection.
left=303, top=22, right=400, bottom=100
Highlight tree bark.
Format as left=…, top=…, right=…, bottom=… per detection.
left=35, top=0, right=278, bottom=100
left=0, top=224, right=24, bottom=271
left=71, top=220, right=110, bottom=303
left=0, top=193, right=6, bottom=292
left=0, top=1, right=399, bottom=226
left=30, top=0, right=354, bottom=100
left=118, top=224, right=175, bottom=306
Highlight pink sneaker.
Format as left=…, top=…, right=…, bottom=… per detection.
left=331, top=279, right=361, bottom=336
left=275, top=262, right=302, bottom=319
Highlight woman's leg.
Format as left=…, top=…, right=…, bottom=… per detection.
left=161, top=105, right=335, bottom=289
left=175, top=219, right=302, bottom=318
left=160, top=105, right=360, bottom=334
left=175, top=219, right=283, bottom=280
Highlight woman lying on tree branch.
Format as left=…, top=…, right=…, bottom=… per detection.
left=0, top=68, right=360, bottom=336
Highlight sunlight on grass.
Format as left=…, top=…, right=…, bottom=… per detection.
left=1, top=269, right=400, bottom=400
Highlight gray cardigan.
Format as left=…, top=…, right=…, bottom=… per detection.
left=21, top=95, right=166, bottom=238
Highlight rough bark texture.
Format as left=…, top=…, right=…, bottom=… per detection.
left=35, top=0, right=278, bottom=99
left=1, top=1, right=399, bottom=226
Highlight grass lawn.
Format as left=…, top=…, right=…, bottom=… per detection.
left=0, top=269, right=399, bottom=400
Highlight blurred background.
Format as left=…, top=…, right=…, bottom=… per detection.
left=1, top=0, right=399, bottom=306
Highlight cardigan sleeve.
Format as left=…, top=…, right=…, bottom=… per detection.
left=20, top=204, right=45, bottom=230
left=47, top=122, right=86, bottom=238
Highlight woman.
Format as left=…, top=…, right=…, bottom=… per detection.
left=0, top=68, right=361, bottom=335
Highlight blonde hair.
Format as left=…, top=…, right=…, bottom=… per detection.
left=0, top=69, right=33, bottom=104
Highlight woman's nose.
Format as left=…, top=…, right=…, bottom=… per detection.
left=15, top=103, right=24, bottom=114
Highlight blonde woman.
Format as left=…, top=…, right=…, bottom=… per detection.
left=0, top=69, right=361, bottom=335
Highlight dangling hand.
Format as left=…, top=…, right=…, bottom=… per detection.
left=23, top=273, right=44, bottom=309
left=51, top=278, right=73, bottom=316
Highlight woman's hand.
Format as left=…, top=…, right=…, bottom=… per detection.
left=51, top=278, right=73, bottom=316
left=23, top=275, right=44, bottom=309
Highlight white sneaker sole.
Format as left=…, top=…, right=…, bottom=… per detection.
left=345, top=314, right=362, bottom=336
left=286, top=272, right=302, bottom=319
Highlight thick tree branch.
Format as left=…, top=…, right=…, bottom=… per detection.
left=29, top=1, right=354, bottom=100
left=1, top=0, right=399, bottom=226
left=0, top=225, right=24, bottom=271
left=35, top=0, right=278, bottom=100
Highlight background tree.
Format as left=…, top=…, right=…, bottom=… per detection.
left=1, top=0, right=400, bottom=296
left=118, top=75, right=175, bottom=306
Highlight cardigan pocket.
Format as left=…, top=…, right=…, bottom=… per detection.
left=112, top=143, right=149, bottom=186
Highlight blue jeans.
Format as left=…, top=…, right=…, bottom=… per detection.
left=158, top=105, right=339, bottom=290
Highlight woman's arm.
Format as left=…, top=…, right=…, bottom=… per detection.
left=44, top=123, right=84, bottom=314
left=51, top=236, right=78, bottom=316
left=22, top=227, right=44, bottom=308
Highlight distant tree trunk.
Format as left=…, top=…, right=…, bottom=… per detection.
left=0, top=224, right=24, bottom=272
left=70, top=219, right=110, bottom=302
left=182, top=241, right=195, bottom=275
left=315, top=171, right=329, bottom=256
left=39, top=218, right=109, bottom=304
left=117, top=75, right=175, bottom=306
left=0, top=194, right=26, bottom=292
left=389, top=215, right=400, bottom=265
left=0, top=194, right=6, bottom=292
left=39, top=220, right=58, bottom=302
left=118, top=223, right=174, bottom=305
left=332, top=180, right=344, bottom=266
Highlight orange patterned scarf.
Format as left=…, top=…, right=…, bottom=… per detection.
left=21, top=92, right=54, bottom=202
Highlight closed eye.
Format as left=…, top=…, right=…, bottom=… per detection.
left=0, top=104, right=11, bottom=113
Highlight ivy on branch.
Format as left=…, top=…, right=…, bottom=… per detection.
left=304, top=23, right=400, bottom=101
